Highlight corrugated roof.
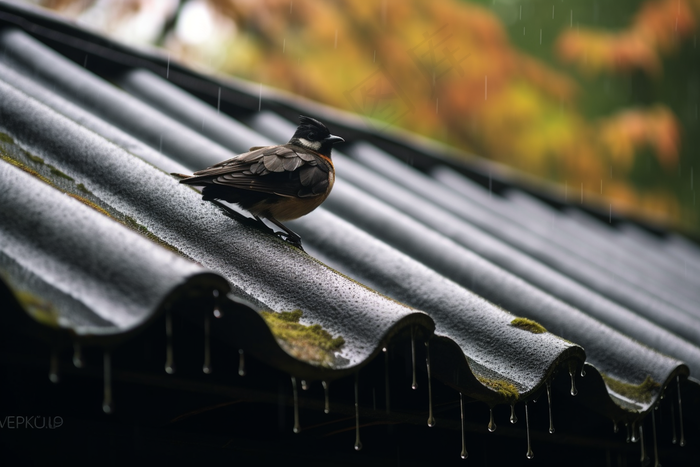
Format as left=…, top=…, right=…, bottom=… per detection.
left=1, top=2, right=698, bottom=464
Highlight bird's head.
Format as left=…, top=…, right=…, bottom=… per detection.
left=290, top=115, right=344, bottom=157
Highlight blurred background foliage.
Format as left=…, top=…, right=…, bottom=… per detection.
left=29, top=0, right=700, bottom=235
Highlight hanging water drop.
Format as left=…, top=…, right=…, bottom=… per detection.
left=631, top=421, right=638, bottom=443
left=525, top=403, right=534, bottom=459
left=410, top=327, right=417, bottom=390
left=670, top=397, right=677, bottom=444
left=291, top=376, right=300, bottom=434
left=460, top=393, right=468, bottom=459
left=213, top=306, right=222, bottom=319
left=102, top=351, right=113, bottom=414
left=301, top=380, right=309, bottom=390
left=354, top=372, right=362, bottom=451
left=322, top=380, right=330, bottom=414
left=73, top=342, right=84, bottom=369
left=202, top=312, right=212, bottom=374
left=625, top=423, right=631, bottom=443
left=546, top=382, right=555, bottom=434
left=569, top=366, right=578, bottom=396
left=426, top=341, right=435, bottom=427
left=677, top=375, right=685, bottom=447
left=238, top=349, right=246, bottom=376
left=613, top=420, right=619, bottom=434
left=164, top=310, right=175, bottom=374
left=651, top=408, right=661, bottom=467
left=580, top=367, right=586, bottom=377
left=510, top=404, right=518, bottom=424
left=488, top=407, right=497, bottom=432
left=49, top=349, right=59, bottom=384
left=639, top=425, right=646, bottom=462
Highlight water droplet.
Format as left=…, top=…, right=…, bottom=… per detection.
left=164, top=311, right=175, bottom=374
left=354, top=373, right=362, bottom=451
left=460, top=393, right=468, bottom=459
left=102, top=351, right=113, bottom=414
left=546, top=382, right=555, bottom=434
left=631, top=422, right=638, bottom=443
left=213, top=306, right=222, bottom=319
left=670, top=396, right=677, bottom=444
left=426, top=341, right=435, bottom=427
left=322, top=380, right=330, bottom=414
left=677, top=375, right=686, bottom=447
left=510, top=404, right=518, bottom=424
left=625, top=423, right=631, bottom=443
left=580, top=367, right=586, bottom=377
left=488, top=407, right=497, bottom=432
left=238, top=349, right=246, bottom=376
left=525, top=403, right=534, bottom=459
left=291, top=376, right=300, bottom=433
left=49, top=349, right=59, bottom=384
left=639, top=425, right=646, bottom=462
left=613, top=420, right=619, bottom=434
left=410, top=328, right=417, bottom=390
left=569, top=366, right=578, bottom=396
left=212, top=289, right=219, bottom=298
left=202, top=313, right=212, bottom=374
left=73, top=342, right=84, bottom=369
left=651, top=408, right=661, bottom=467
left=301, top=380, right=309, bottom=391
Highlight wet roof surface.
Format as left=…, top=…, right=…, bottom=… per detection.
left=1, top=1, right=699, bottom=464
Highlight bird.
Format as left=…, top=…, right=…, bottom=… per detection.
left=174, top=115, right=344, bottom=249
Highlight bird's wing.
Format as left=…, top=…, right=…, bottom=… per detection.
left=184, top=144, right=329, bottom=198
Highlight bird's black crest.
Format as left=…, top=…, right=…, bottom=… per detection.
left=298, top=115, right=329, bottom=133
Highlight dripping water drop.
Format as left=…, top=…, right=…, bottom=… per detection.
left=426, top=341, right=435, bottom=427
left=410, top=327, right=417, bottom=390
left=213, top=306, right=222, bottom=319
left=613, top=420, right=619, bottom=434
left=510, top=404, right=518, bottom=424
left=670, top=396, right=677, bottom=444
left=626, top=423, right=631, bottom=443
left=238, top=349, right=246, bottom=376
left=488, top=407, right=497, bottom=432
left=164, top=310, right=175, bottom=374
left=322, top=380, right=330, bottom=414
left=354, top=373, right=362, bottom=451
left=202, top=312, right=212, bottom=374
left=460, top=393, right=468, bottom=459
left=631, top=421, right=638, bottom=443
left=73, top=342, right=84, bottom=369
left=639, top=425, right=646, bottom=462
left=525, top=403, right=534, bottom=459
left=301, top=380, right=309, bottom=391
left=546, top=381, right=555, bottom=434
left=102, top=351, right=113, bottom=414
left=291, top=376, right=300, bottom=434
left=569, top=366, right=578, bottom=396
left=49, top=349, right=59, bottom=384
left=677, top=375, right=685, bottom=447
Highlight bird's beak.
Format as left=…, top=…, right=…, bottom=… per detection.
left=325, top=134, right=345, bottom=144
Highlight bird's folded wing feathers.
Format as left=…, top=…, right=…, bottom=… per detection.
left=185, top=144, right=329, bottom=198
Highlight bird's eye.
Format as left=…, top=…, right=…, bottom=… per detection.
left=308, top=132, right=316, bottom=140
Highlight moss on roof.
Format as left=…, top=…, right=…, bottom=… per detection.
left=601, top=374, right=660, bottom=403
left=510, top=317, right=547, bottom=334
left=476, top=374, right=520, bottom=400
left=261, top=309, right=345, bottom=367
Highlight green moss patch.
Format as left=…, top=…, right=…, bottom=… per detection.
left=15, top=291, right=60, bottom=328
left=510, top=317, right=547, bottom=334
left=601, top=374, right=660, bottom=403
left=476, top=375, right=520, bottom=400
left=0, top=132, right=14, bottom=144
left=1, top=155, right=52, bottom=185
left=48, top=165, right=74, bottom=181
left=261, top=310, right=345, bottom=367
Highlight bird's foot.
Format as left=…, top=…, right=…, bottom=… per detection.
left=276, top=232, right=304, bottom=251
